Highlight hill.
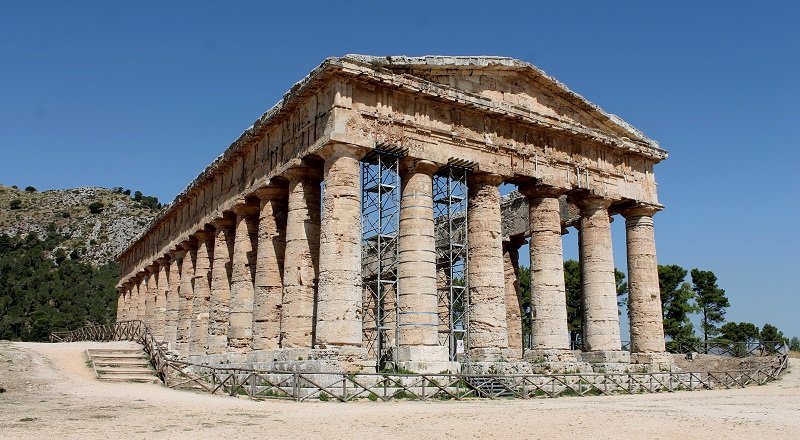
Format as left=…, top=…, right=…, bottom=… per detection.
left=0, top=185, right=158, bottom=265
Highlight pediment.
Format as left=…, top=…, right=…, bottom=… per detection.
left=337, top=55, right=663, bottom=155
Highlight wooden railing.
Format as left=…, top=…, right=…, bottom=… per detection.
left=51, top=321, right=790, bottom=401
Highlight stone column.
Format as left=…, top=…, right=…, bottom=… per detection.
left=125, top=283, right=134, bottom=320
left=466, top=172, right=508, bottom=361
left=316, top=144, right=366, bottom=348
left=503, top=238, right=525, bottom=359
left=176, top=241, right=196, bottom=358
left=190, top=230, right=214, bottom=357
left=154, top=258, right=169, bottom=341
left=281, top=164, right=322, bottom=348
left=165, top=253, right=181, bottom=348
left=578, top=197, right=626, bottom=360
left=144, top=266, right=157, bottom=332
left=208, top=217, right=234, bottom=354
left=253, top=183, right=288, bottom=351
left=520, top=184, right=572, bottom=360
left=135, top=274, right=146, bottom=324
left=116, top=287, right=126, bottom=322
left=397, top=159, right=449, bottom=369
left=622, top=204, right=667, bottom=357
left=228, top=202, right=260, bottom=353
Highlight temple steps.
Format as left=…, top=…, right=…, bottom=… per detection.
left=86, top=348, right=159, bottom=383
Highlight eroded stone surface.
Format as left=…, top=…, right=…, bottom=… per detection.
left=190, top=231, right=213, bottom=356
left=207, top=219, right=234, bottom=354
left=227, top=204, right=259, bottom=352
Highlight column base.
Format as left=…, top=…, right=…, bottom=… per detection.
left=396, top=345, right=459, bottom=374
left=631, top=352, right=678, bottom=372
left=188, top=347, right=374, bottom=373
left=579, top=350, right=632, bottom=373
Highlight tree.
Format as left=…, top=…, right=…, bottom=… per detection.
left=691, top=269, right=730, bottom=346
left=24, top=186, right=37, bottom=192
left=9, top=199, right=21, bottom=210
left=123, top=189, right=131, bottom=196
left=133, top=190, right=142, bottom=202
left=760, top=323, right=786, bottom=353
left=658, top=264, right=698, bottom=351
left=720, top=321, right=760, bottom=357
left=789, top=336, right=800, bottom=352
left=88, top=202, right=104, bottom=214
left=560, top=260, right=627, bottom=348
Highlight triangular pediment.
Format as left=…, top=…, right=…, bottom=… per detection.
left=337, top=55, right=662, bottom=154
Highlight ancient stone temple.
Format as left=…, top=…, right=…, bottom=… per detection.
left=116, top=55, right=670, bottom=374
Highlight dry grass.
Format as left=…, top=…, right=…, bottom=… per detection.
left=789, top=351, right=800, bottom=359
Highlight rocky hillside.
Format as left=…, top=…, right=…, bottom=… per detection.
left=0, top=185, right=158, bottom=265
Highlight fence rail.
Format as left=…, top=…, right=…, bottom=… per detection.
left=51, top=321, right=790, bottom=402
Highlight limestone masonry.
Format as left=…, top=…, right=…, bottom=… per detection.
left=116, top=55, right=670, bottom=373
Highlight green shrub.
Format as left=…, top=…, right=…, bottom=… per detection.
left=88, top=202, right=104, bottom=214
left=9, top=199, right=21, bottom=210
left=24, top=186, right=36, bottom=192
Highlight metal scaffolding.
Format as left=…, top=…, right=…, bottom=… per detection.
left=434, top=162, right=472, bottom=361
left=361, top=145, right=404, bottom=370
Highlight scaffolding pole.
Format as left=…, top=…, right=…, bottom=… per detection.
left=434, top=162, right=471, bottom=361
left=361, top=145, right=404, bottom=370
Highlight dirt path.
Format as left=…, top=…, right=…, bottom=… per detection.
left=1, top=341, right=799, bottom=439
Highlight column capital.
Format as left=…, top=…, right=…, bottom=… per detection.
left=231, top=200, right=260, bottom=217
left=210, top=216, right=235, bottom=230
left=169, top=247, right=187, bottom=260
left=576, top=195, right=614, bottom=213
left=178, top=237, right=197, bottom=251
left=317, top=142, right=369, bottom=161
left=467, top=171, right=503, bottom=187
left=620, top=203, right=662, bottom=219
left=192, top=228, right=215, bottom=242
left=144, top=264, right=158, bottom=274
left=399, top=158, right=439, bottom=176
left=155, top=256, right=170, bottom=266
left=282, top=159, right=323, bottom=181
left=518, top=182, right=566, bottom=199
left=135, top=271, right=146, bottom=280
left=253, top=180, right=289, bottom=200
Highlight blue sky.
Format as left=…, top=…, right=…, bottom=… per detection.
left=1, top=1, right=798, bottom=339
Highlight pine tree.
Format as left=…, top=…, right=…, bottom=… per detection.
left=691, top=268, right=730, bottom=349
left=658, top=264, right=698, bottom=351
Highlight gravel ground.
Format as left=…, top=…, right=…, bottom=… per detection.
left=1, top=341, right=798, bottom=440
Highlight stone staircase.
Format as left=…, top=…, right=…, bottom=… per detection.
left=86, top=348, right=159, bottom=383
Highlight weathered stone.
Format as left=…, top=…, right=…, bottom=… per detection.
left=190, top=230, right=213, bottom=356
left=281, top=163, right=322, bottom=348
left=143, top=266, right=157, bottom=334
left=165, top=253, right=181, bottom=348
left=175, top=241, right=195, bottom=358
left=207, top=218, right=234, bottom=354
left=252, top=182, right=288, bottom=351
left=622, top=204, right=667, bottom=355
left=227, top=202, right=260, bottom=353
left=397, top=159, right=448, bottom=365
left=578, top=197, right=622, bottom=352
left=467, top=172, right=508, bottom=360
left=154, top=258, right=170, bottom=341
left=521, top=184, right=571, bottom=355
left=316, top=143, right=366, bottom=347
left=503, top=239, right=525, bottom=359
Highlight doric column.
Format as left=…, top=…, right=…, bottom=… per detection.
left=397, top=159, right=448, bottom=365
left=165, top=253, right=181, bottom=348
left=578, top=197, right=623, bottom=353
left=503, top=238, right=525, bottom=359
left=154, top=258, right=170, bottom=341
left=208, top=217, right=234, bottom=354
left=253, top=183, right=288, bottom=351
left=144, top=266, right=157, bottom=332
left=466, top=172, right=508, bottom=360
left=116, top=287, right=126, bottom=322
left=190, top=229, right=214, bottom=356
left=520, top=184, right=571, bottom=356
left=227, top=201, right=260, bottom=353
left=125, top=283, right=134, bottom=320
left=316, top=144, right=366, bottom=348
left=281, top=163, right=322, bottom=348
left=135, top=274, right=146, bottom=323
left=622, top=204, right=666, bottom=354
left=176, top=240, right=196, bottom=358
